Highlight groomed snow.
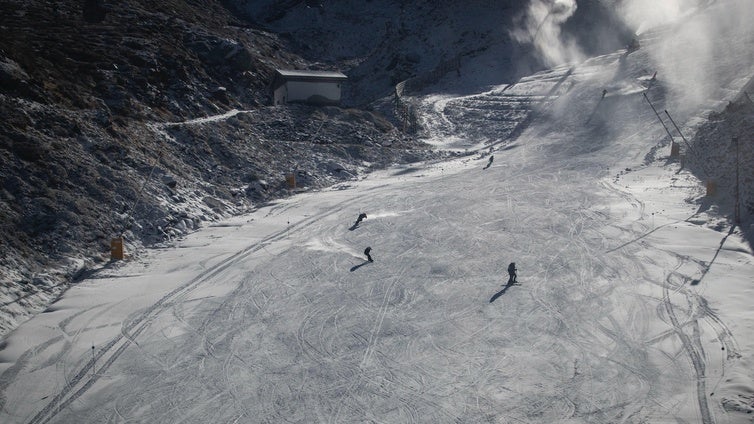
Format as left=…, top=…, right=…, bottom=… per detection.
left=2, top=1, right=754, bottom=423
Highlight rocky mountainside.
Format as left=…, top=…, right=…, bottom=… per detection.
left=0, top=0, right=441, bottom=335
left=230, top=0, right=634, bottom=101
left=0, top=0, right=636, bottom=335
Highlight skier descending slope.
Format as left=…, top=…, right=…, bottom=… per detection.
left=507, top=262, right=517, bottom=284
left=483, top=155, right=494, bottom=169
left=364, top=246, right=373, bottom=262
left=349, top=212, right=368, bottom=231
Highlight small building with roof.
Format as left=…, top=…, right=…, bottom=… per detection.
left=272, top=69, right=348, bottom=106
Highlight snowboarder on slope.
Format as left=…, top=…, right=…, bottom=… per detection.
left=507, top=262, right=517, bottom=284
left=364, top=246, right=373, bottom=262
left=355, top=212, right=367, bottom=225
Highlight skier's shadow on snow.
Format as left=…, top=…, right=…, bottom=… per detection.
left=489, top=280, right=517, bottom=303
left=348, top=223, right=360, bottom=231
left=350, top=261, right=371, bottom=272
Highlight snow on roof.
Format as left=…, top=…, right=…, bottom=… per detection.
left=274, top=69, right=347, bottom=80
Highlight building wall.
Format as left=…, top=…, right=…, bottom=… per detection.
left=275, top=81, right=342, bottom=106
left=273, top=85, right=287, bottom=106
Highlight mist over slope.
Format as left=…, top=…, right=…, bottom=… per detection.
left=2, top=1, right=754, bottom=421
left=1, top=0, right=749, bottom=340
left=230, top=0, right=634, bottom=100
left=0, top=0, right=637, bottom=335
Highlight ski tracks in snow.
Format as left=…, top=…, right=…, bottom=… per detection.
left=655, top=248, right=741, bottom=424
left=10, top=193, right=371, bottom=424
left=602, top=172, right=742, bottom=423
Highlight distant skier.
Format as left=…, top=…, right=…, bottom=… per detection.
left=364, top=247, right=373, bottom=262
left=355, top=212, right=367, bottom=225
left=483, top=155, right=494, bottom=170
left=507, top=262, right=517, bottom=284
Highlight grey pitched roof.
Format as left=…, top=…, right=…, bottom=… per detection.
left=275, top=69, right=347, bottom=80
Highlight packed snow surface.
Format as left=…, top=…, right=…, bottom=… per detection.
left=2, top=1, right=754, bottom=423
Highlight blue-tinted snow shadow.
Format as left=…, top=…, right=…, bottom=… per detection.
left=350, top=261, right=371, bottom=272
left=489, top=280, right=518, bottom=303
left=392, top=167, right=422, bottom=176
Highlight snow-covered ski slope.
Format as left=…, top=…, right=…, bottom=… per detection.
left=2, top=2, right=754, bottom=423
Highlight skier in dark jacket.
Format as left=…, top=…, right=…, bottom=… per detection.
left=355, top=212, right=367, bottom=225
left=484, top=155, right=494, bottom=170
left=364, top=247, right=373, bottom=262
left=507, top=262, right=517, bottom=284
